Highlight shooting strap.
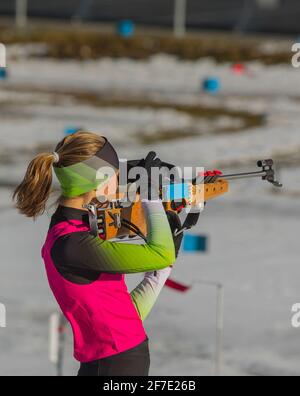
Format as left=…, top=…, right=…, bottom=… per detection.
left=182, top=212, right=201, bottom=231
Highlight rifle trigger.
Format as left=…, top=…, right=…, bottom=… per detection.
left=109, top=212, right=122, bottom=229
left=83, top=203, right=99, bottom=237
left=115, top=213, right=122, bottom=229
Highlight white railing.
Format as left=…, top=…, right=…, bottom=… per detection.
left=0, top=303, right=6, bottom=328
left=0, top=43, right=6, bottom=68
left=174, top=0, right=187, bottom=37
left=15, top=0, right=28, bottom=28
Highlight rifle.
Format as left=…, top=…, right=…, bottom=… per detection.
left=84, top=159, right=282, bottom=241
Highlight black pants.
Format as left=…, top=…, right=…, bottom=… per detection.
left=77, top=339, right=150, bottom=377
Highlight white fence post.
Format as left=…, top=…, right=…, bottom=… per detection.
left=174, top=0, right=187, bottom=38
left=235, top=0, right=254, bottom=32
left=15, top=0, right=28, bottom=29
left=215, top=284, right=224, bottom=376
left=0, top=303, right=6, bottom=328
left=256, top=0, right=280, bottom=9
left=49, top=312, right=67, bottom=376
left=194, top=280, right=225, bottom=376
left=0, top=44, right=6, bottom=68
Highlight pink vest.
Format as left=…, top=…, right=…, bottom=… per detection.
left=41, top=220, right=147, bottom=363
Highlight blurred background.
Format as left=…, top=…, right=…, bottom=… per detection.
left=0, top=0, right=299, bottom=376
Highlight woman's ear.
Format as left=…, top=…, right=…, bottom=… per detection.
left=83, top=190, right=97, bottom=204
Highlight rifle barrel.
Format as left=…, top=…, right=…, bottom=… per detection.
left=217, top=170, right=267, bottom=181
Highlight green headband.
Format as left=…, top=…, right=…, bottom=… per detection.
left=54, top=138, right=119, bottom=198
left=54, top=162, right=109, bottom=198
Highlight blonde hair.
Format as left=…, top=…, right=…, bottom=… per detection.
left=13, top=132, right=106, bottom=218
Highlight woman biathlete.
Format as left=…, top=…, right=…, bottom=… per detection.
left=13, top=132, right=182, bottom=376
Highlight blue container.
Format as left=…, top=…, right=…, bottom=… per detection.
left=183, top=234, right=208, bottom=253
left=0, top=67, right=7, bottom=80
left=164, top=183, right=190, bottom=201
left=117, top=20, right=135, bottom=38
left=64, top=126, right=83, bottom=136
left=202, top=77, right=221, bottom=94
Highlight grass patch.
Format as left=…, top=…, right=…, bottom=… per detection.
left=64, top=92, right=266, bottom=143
left=136, top=129, right=200, bottom=145
left=71, top=94, right=265, bottom=133
left=0, top=85, right=265, bottom=132
left=0, top=85, right=265, bottom=144
left=0, top=25, right=292, bottom=64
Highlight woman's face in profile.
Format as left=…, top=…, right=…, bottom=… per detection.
left=95, top=172, right=119, bottom=203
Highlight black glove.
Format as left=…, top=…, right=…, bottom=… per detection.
left=128, top=152, right=162, bottom=200
left=127, top=151, right=161, bottom=176
left=143, top=151, right=162, bottom=173
left=166, top=210, right=184, bottom=258
left=127, top=152, right=181, bottom=201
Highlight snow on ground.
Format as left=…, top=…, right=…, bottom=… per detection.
left=0, top=54, right=299, bottom=376
left=4, top=55, right=300, bottom=97
left=0, top=55, right=300, bottom=174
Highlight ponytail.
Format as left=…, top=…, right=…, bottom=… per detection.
left=13, top=131, right=106, bottom=218
left=13, top=153, right=55, bottom=218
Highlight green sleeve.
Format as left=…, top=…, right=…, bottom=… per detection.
left=80, top=201, right=176, bottom=274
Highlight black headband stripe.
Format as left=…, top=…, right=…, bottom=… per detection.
left=94, top=138, right=120, bottom=170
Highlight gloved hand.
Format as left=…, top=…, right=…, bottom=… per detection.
left=128, top=152, right=162, bottom=201
left=142, top=151, right=162, bottom=174
left=166, top=210, right=184, bottom=258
